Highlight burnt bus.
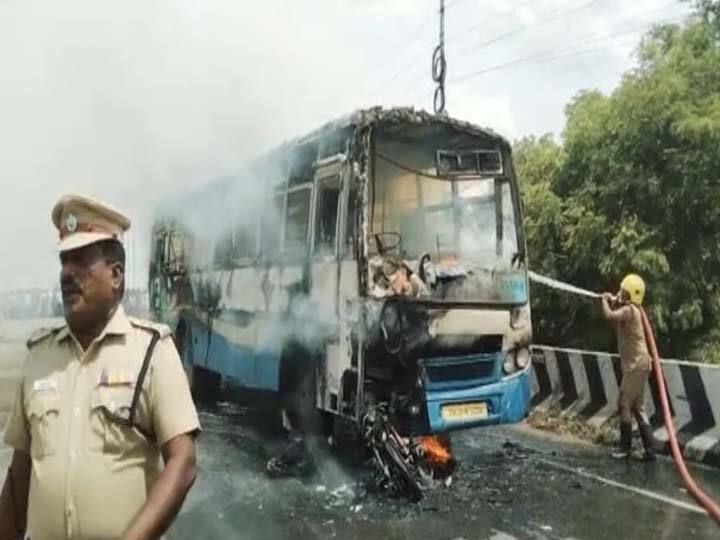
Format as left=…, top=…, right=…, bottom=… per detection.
left=149, top=107, right=532, bottom=440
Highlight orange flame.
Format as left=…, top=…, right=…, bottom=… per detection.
left=418, top=434, right=452, bottom=465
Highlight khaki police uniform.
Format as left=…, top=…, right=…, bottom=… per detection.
left=615, top=304, right=651, bottom=421
left=2, top=194, right=201, bottom=540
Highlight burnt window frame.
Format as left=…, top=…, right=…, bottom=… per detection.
left=312, top=157, right=344, bottom=258
left=212, top=227, right=235, bottom=268
left=342, top=179, right=359, bottom=260
left=260, top=192, right=285, bottom=258
left=162, top=228, right=190, bottom=274
left=435, top=149, right=504, bottom=178
left=230, top=216, right=260, bottom=265
left=283, top=184, right=313, bottom=257
left=256, top=140, right=319, bottom=261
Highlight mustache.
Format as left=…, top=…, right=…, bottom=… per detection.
left=61, top=279, right=82, bottom=295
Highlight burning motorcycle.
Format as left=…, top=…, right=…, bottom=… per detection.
left=362, top=401, right=455, bottom=501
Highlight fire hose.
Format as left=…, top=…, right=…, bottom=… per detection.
left=528, top=271, right=720, bottom=526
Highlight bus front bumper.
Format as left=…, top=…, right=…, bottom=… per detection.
left=424, top=367, right=531, bottom=433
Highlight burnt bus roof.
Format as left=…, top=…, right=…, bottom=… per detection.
left=155, top=106, right=510, bottom=220
left=294, top=106, right=510, bottom=148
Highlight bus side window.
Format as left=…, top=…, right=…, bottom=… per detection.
left=284, top=188, right=312, bottom=254
left=289, top=142, right=318, bottom=186
left=156, top=234, right=166, bottom=267
left=315, top=177, right=340, bottom=255
left=345, top=186, right=357, bottom=258
left=261, top=195, right=283, bottom=256
left=169, top=231, right=188, bottom=271
left=233, top=219, right=258, bottom=261
left=213, top=229, right=234, bottom=268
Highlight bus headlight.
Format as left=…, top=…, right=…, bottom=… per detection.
left=502, top=353, right=516, bottom=375
left=515, top=348, right=530, bottom=369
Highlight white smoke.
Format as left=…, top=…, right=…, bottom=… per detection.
left=0, top=0, right=376, bottom=292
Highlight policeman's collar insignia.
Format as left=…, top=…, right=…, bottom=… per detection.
left=65, top=212, right=78, bottom=233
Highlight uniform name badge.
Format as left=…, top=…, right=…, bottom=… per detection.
left=32, top=378, right=58, bottom=392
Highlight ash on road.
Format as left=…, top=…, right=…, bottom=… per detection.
left=1, top=320, right=719, bottom=539
left=170, top=403, right=720, bottom=540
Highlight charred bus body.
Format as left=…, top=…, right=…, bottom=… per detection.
left=149, top=107, right=532, bottom=440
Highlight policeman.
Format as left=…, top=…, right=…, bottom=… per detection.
left=0, top=194, right=201, bottom=540
left=601, top=274, right=655, bottom=462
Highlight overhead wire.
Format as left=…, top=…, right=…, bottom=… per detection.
left=379, top=0, right=604, bottom=98
left=449, top=0, right=538, bottom=41
left=402, top=7, right=682, bottom=95
left=450, top=0, right=676, bottom=55
left=451, top=0, right=604, bottom=60
left=372, top=0, right=470, bottom=98
left=371, top=5, right=441, bottom=96
left=377, top=0, right=685, bottom=106
left=450, top=15, right=685, bottom=83
left=450, top=41, right=637, bottom=83
left=433, top=0, right=448, bottom=114
left=537, top=5, right=680, bottom=52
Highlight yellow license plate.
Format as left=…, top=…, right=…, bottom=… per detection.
left=441, top=402, right=488, bottom=421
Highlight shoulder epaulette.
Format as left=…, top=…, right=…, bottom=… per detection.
left=128, top=317, right=172, bottom=339
left=26, top=323, right=65, bottom=349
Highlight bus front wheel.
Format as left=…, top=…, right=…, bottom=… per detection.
left=280, top=348, right=328, bottom=436
left=175, top=319, right=219, bottom=405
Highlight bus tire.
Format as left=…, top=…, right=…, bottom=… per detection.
left=192, top=366, right=221, bottom=406
left=174, top=319, right=194, bottom=384
left=280, top=347, right=327, bottom=436
left=174, top=319, right=219, bottom=406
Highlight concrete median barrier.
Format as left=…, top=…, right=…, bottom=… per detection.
left=530, top=345, right=720, bottom=466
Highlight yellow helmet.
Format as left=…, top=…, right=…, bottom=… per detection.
left=620, top=274, right=645, bottom=305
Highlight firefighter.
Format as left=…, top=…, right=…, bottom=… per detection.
left=601, top=274, right=656, bottom=461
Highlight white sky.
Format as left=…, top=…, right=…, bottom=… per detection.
left=0, top=0, right=692, bottom=291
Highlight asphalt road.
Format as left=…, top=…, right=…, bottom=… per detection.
left=2, top=318, right=720, bottom=539
left=162, top=402, right=720, bottom=540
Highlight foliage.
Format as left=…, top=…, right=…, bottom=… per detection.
left=516, top=4, right=720, bottom=363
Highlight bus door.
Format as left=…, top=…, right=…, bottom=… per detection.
left=311, top=158, right=345, bottom=412
left=312, top=158, right=360, bottom=415
left=310, top=159, right=343, bottom=314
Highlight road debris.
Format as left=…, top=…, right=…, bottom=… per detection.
left=527, top=408, right=615, bottom=446
left=362, top=403, right=432, bottom=501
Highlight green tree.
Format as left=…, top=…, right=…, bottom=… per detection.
left=517, top=3, right=720, bottom=363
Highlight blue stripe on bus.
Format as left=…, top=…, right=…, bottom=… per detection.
left=186, top=320, right=280, bottom=391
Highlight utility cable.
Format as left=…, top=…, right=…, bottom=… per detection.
left=450, top=0, right=538, bottom=42
left=433, top=0, right=448, bottom=114
left=403, top=1, right=671, bottom=94
left=373, top=0, right=468, bottom=98
left=450, top=33, right=666, bottom=83
left=452, top=0, right=603, bottom=61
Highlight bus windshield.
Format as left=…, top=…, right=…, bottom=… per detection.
left=370, top=133, right=526, bottom=304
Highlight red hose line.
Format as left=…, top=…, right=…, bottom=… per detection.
left=640, top=307, right=720, bottom=526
